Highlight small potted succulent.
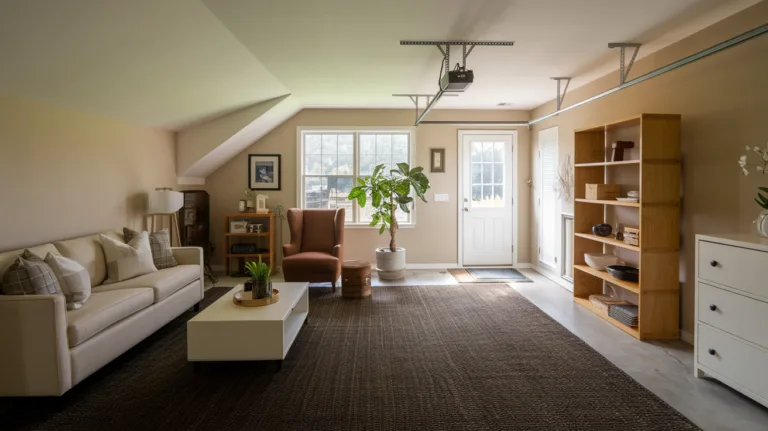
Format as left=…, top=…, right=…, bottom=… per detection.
left=245, top=257, right=272, bottom=299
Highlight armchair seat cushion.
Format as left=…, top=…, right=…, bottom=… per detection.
left=91, top=265, right=199, bottom=303
left=283, top=252, right=339, bottom=274
left=66, top=288, right=153, bottom=347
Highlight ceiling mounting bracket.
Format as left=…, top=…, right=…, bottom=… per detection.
left=608, top=42, right=641, bottom=84
left=550, top=77, right=571, bottom=111
left=392, top=93, right=458, bottom=122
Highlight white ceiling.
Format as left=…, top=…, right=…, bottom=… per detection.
left=203, top=0, right=759, bottom=110
left=0, top=0, right=760, bottom=129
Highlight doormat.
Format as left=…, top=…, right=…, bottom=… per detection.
left=448, top=268, right=532, bottom=283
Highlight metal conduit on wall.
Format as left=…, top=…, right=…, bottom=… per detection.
left=415, top=24, right=768, bottom=127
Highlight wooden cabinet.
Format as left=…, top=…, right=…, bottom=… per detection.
left=572, top=114, right=681, bottom=340
left=223, top=213, right=275, bottom=276
left=695, top=234, right=768, bottom=408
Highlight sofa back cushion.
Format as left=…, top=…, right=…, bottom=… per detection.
left=300, top=210, right=338, bottom=254
left=0, top=244, right=60, bottom=288
left=54, top=233, right=120, bottom=287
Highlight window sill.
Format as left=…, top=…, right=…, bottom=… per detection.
left=344, top=223, right=416, bottom=229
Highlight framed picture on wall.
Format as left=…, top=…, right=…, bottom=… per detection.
left=430, top=148, right=445, bottom=173
left=248, top=154, right=281, bottom=190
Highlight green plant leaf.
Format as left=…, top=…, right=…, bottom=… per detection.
left=378, top=224, right=386, bottom=235
left=396, top=162, right=410, bottom=174
left=409, top=166, right=424, bottom=175
left=759, top=186, right=768, bottom=194
left=395, top=181, right=410, bottom=196
left=372, top=164, right=385, bottom=178
left=372, top=191, right=382, bottom=207
left=357, top=193, right=367, bottom=208
left=756, top=198, right=768, bottom=210
left=758, top=192, right=768, bottom=207
left=396, top=196, right=413, bottom=204
left=399, top=202, right=411, bottom=213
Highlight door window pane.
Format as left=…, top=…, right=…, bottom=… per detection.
left=494, top=163, right=504, bottom=183
left=471, top=163, right=482, bottom=184
left=321, top=154, right=337, bottom=175
left=305, top=135, right=322, bottom=154
left=494, top=142, right=504, bottom=162
left=305, top=155, right=321, bottom=175
left=483, top=142, right=494, bottom=162
left=471, top=142, right=482, bottom=162
left=322, top=135, right=337, bottom=154
left=482, top=164, right=492, bottom=184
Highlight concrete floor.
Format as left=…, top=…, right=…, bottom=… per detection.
left=208, top=269, right=768, bottom=430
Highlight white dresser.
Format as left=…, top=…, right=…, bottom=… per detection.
left=695, top=234, right=768, bottom=407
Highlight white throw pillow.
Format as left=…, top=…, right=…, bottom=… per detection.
left=44, top=253, right=91, bottom=310
left=99, top=231, right=157, bottom=284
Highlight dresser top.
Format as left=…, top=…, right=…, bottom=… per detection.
left=697, top=233, right=768, bottom=252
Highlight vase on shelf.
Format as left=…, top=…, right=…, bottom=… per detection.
left=757, top=210, right=768, bottom=238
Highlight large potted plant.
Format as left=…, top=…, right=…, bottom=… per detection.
left=348, top=163, right=430, bottom=279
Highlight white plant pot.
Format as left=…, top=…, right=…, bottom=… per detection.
left=757, top=210, right=768, bottom=238
left=376, top=247, right=406, bottom=280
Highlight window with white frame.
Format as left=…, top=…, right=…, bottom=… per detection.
left=299, top=130, right=413, bottom=225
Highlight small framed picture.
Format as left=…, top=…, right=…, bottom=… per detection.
left=430, top=148, right=445, bottom=173
left=230, top=220, right=248, bottom=234
left=249, top=154, right=281, bottom=190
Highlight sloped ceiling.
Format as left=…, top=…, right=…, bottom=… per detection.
left=0, top=0, right=289, bottom=130
left=0, top=0, right=761, bottom=180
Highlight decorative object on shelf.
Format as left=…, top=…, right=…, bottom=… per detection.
left=585, top=183, right=619, bottom=200
left=238, top=199, right=247, bottom=212
left=584, top=253, right=622, bottom=271
left=146, top=188, right=184, bottom=247
left=592, top=223, right=613, bottom=237
left=610, top=141, right=634, bottom=162
left=256, top=194, right=269, bottom=213
left=224, top=213, right=275, bottom=277
left=616, top=197, right=638, bottom=203
left=589, top=294, right=632, bottom=313
left=738, top=142, right=768, bottom=237
left=229, top=220, right=248, bottom=234
left=347, top=163, right=430, bottom=280
left=429, top=148, right=445, bottom=173
left=627, top=191, right=639, bottom=198
left=608, top=304, right=639, bottom=327
left=555, top=154, right=574, bottom=201
left=606, top=265, right=639, bottom=283
left=623, top=226, right=640, bottom=246
left=244, top=189, right=255, bottom=212
left=245, top=257, right=272, bottom=299
left=249, top=154, right=282, bottom=190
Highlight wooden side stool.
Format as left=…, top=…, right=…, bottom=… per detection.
left=341, top=261, right=371, bottom=298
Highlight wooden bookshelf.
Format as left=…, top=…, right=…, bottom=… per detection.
left=224, top=213, right=275, bottom=276
left=573, top=114, right=681, bottom=340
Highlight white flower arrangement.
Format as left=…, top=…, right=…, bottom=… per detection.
left=738, top=142, right=768, bottom=211
left=739, top=143, right=768, bottom=176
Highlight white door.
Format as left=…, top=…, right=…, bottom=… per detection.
left=461, top=133, right=514, bottom=266
left=538, top=127, right=559, bottom=269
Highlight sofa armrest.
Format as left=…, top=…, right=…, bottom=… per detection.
left=283, top=243, right=300, bottom=258
left=0, top=294, right=72, bottom=396
left=332, top=244, right=343, bottom=261
left=171, top=246, right=203, bottom=266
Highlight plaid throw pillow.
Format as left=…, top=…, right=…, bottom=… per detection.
left=1, top=250, right=62, bottom=295
left=123, top=228, right=178, bottom=270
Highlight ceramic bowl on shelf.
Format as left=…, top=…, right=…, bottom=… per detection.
left=627, top=191, right=640, bottom=198
left=592, top=224, right=613, bottom=237
left=584, top=253, right=622, bottom=271
left=616, top=197, right=639, bottom=203
left=606, top=265, right=639, bottom=282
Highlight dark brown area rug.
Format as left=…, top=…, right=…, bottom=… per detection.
left=0, top=285, right=699, bottom=431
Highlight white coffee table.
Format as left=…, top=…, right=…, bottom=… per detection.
left=187, top=282, right=309, bottom=369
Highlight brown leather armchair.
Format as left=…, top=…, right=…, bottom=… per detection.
left=282, top=208, right=345, bottom=291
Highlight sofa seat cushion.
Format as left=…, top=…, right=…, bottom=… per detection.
left=283, top=252, right=339, bottom=274
left=92, top=265, right=199, bottom=303
left=66, top=288, right=153, bottom=347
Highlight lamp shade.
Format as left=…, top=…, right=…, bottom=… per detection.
left=147, top=189, right=183, bottom=215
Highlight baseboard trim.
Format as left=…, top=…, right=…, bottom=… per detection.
left=406, top=263, right=460, bottom=270
left=680, top=330, right=693, bottom=345
left=515, top=263, right=533, bottom=269
left=533, top=266, right=574, bottom=292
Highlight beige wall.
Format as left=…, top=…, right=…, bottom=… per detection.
left=204, top=108, right=531, bottom=266
left=528, top=1, right=768, bottom=336
left=0, top=95, right=176, bottom=251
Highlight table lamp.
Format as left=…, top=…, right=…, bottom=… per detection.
left=147, top=188, right=184, bottom=246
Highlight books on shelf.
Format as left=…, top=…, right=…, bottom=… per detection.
left=622, top=226, right=640, bottom=247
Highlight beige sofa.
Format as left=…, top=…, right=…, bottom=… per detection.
left=0, top=231, right=204, bottom=396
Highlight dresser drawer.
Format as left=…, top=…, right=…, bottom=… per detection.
left=697, top=325, right=768, bottom=400
left=698, top=283, right=768, bottom=349
left=698, top=241, right=768, bottom=299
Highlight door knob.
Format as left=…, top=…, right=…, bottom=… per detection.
left=708, top=348, right=716, bottom=356
left=710, top=260, right=718, bottom=267
left=463, top=208, right=469, bottom=212
left=709, top=304, right=717, bottom=311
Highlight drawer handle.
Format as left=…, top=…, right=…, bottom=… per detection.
left=709, top=260, right=718, bottom=267
left=709, top=304, right=717, bottom=311
left=708, top=348, right=716, bottom=356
